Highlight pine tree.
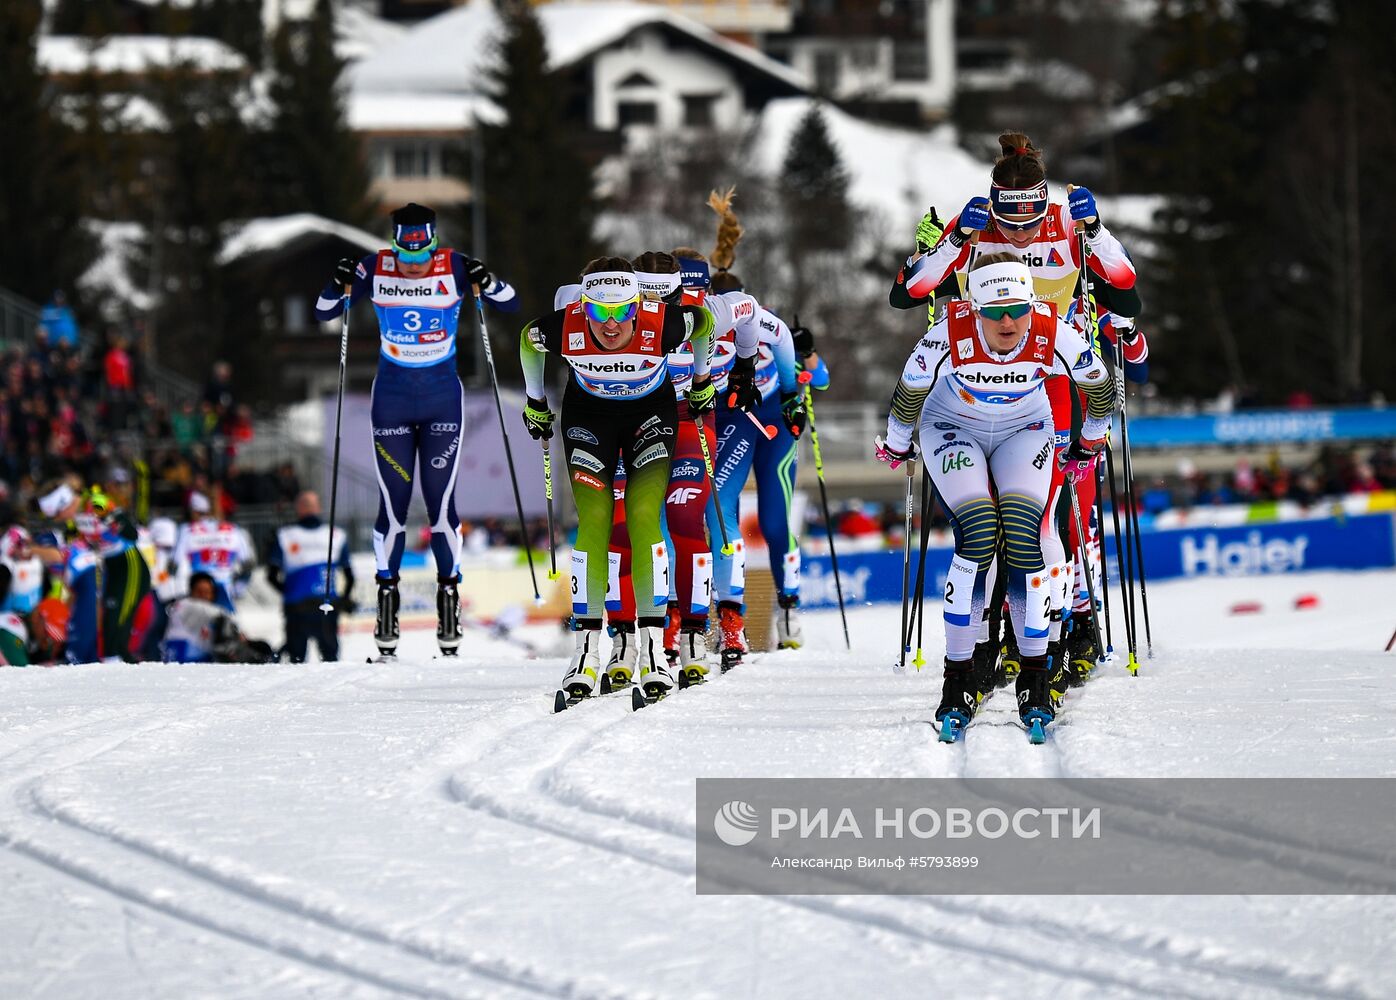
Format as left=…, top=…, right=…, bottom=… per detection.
left=471, top=0, right=597, bottom=342
left=782, top=102, right=850, bottom=252
left=141, top=59, right=262, bottom=380
left=0, top=1, right=93, bottom=304
left=780, top=102, right=851, bottom=310
left=261, top=0, right=374, bottom=225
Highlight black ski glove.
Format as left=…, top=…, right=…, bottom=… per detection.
left=463, top=256, right=493, bottom=289
left=332, top=256, right=357, bottom=289
left=780, top=391, right=808, bottom=439
left=789, top=317, right=815, bottom=359
left=726, top=355, right=760, bottom=412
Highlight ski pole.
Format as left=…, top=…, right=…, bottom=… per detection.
left=1065, top=474, right=1106, bottom=665
left=895, top=456, right=916, bottom=674
left=905, top=462, right=934, bottom=671
left=805, top=387, right=849, bottom=650
left=695, top=414, right=733, bottom=556
left=540, top=438, right=559, bottom=580
left=1105, top=444, right=1139, bottom=668
left=319, top=284, right=350, bottom=614
left=473, top=288, right=540, bottom=602
left=1386, top=627, right=1396, bottom=652
left=1094, top=459, right=1113, bottom=659
left=1117, top=390, right=1153, bottom=657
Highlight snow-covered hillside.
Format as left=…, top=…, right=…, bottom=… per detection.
left=2, top=570, right=1393, bottom=998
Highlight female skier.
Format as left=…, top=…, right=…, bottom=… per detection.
left=552, top=252, right=756, bottom=688
left=519, top=258, right=717, bottom=707
left=315, top=203, right=518, bottom=660
left=877, top=252, right=1118, bottom=741
left=888, top=132, right=1140, bottom=691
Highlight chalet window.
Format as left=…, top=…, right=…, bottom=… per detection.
left=682, top=94, right=719, bottom=127
left=893, top=40, right=928, bottom=81
left=813, top=50, right=839, bottom=95
left=391, top=142, right=434, bottom=178
left=617, top=101, right=658, bottom=126
left=284, top=295, right=308, bottom=333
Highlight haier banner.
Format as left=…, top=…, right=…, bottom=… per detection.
left=798, top=514, right=1396, bottom=610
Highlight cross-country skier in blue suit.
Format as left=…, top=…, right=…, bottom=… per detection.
left=314, top=203, right=518, bottom=659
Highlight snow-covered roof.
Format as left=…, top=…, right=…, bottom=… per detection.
left=348, top=0, right=806, bottom=96
left=348, top=92, right=504, bottom=133
left=38, top=35, right=248, bottom=75
left=750, top=98, right=991, bottom=231
left=217, top=214, right=385, bottom=265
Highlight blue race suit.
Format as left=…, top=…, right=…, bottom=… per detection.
left=314, top=249, right=518, bottom=581
left=705, top=304, right=829, bottom=605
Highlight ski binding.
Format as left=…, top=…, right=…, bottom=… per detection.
left=937, top=712, right=968, bottom=743
left=1022, top=710, right=1051, bottom=745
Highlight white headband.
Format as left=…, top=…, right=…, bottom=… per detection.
left=38, top=483, right=75, bottom=518
left=968, top=260, right=1034, bottom=310
left=635, top=270, right=680, bottom=299
left=580, top=270, right=638, bottom=304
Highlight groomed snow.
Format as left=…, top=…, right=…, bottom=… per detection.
left=2, top=570, right=1394, bottom=998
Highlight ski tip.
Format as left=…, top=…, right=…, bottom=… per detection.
left=1027, top=719, right=1047, bottom=744
left=630, top=687, right=646, bottom=712
left=937, top=712, right=967, bottom=743
left=553, top=689, right=568, bottom=714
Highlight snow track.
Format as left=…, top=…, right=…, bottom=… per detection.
left=3, top=570, right=1394, bottom=998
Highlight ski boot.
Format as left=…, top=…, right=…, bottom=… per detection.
left=936, top=657, right=980, bottom=742
left=556, top=627, right=602, bottom=710
left=436, top=577, right=462, bottom=656
left=971, top=639, right=1001, bottom=700
left=663, top=603, right=682, bottom=665
left=1016, top=654, right=1054, bottom=744
left=1047, top=640, right=1069, bottom=711
left=632, top=626, right=677, bottom=709
left=677, top=624, right=710, bottom=687
left=1064, top=611, right=1097, bottom=686
left=717, top=601, right=748, bottom=672
left=775, top=594, right=803, bottom=650
left=372, top=577, right=400, bottom=661
left=604, top=621, right=638, bottom=690
left=999, top=627, right=1021, bottom=684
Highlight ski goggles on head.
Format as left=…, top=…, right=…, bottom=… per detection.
left=976, top=301, right=1033, bottom=321
left=582, top=297, right=639, bottom=324
left=392, top=237, right=437, bottom=264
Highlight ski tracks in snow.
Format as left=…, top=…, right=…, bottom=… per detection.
left=441, top=653, right=1369, bottom=1000
left=0, top=662, right=628, bottom=1000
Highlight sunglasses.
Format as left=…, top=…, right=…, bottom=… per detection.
left=992, top=215, right=1046, bottom=233
left=583, top=298, right=639, bottom=325
left=977, top=302, right=1033, bottom=321
left=393, top=238, right=437, bottom=264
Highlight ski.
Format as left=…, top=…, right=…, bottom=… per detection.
left=630, top=685, right=672, bottom=711
left=367, top=653, right=397, bottom=664
left=552, top=674, right=624, bottom=713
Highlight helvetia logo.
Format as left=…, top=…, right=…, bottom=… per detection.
left=714, top=800, right=760, bottom=846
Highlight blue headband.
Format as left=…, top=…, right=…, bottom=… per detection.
left=990, top=182, right=1049, bottom=226
left=393, top=220, right=436, bottom=252
left=678, top=257, right=710, bottom=289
